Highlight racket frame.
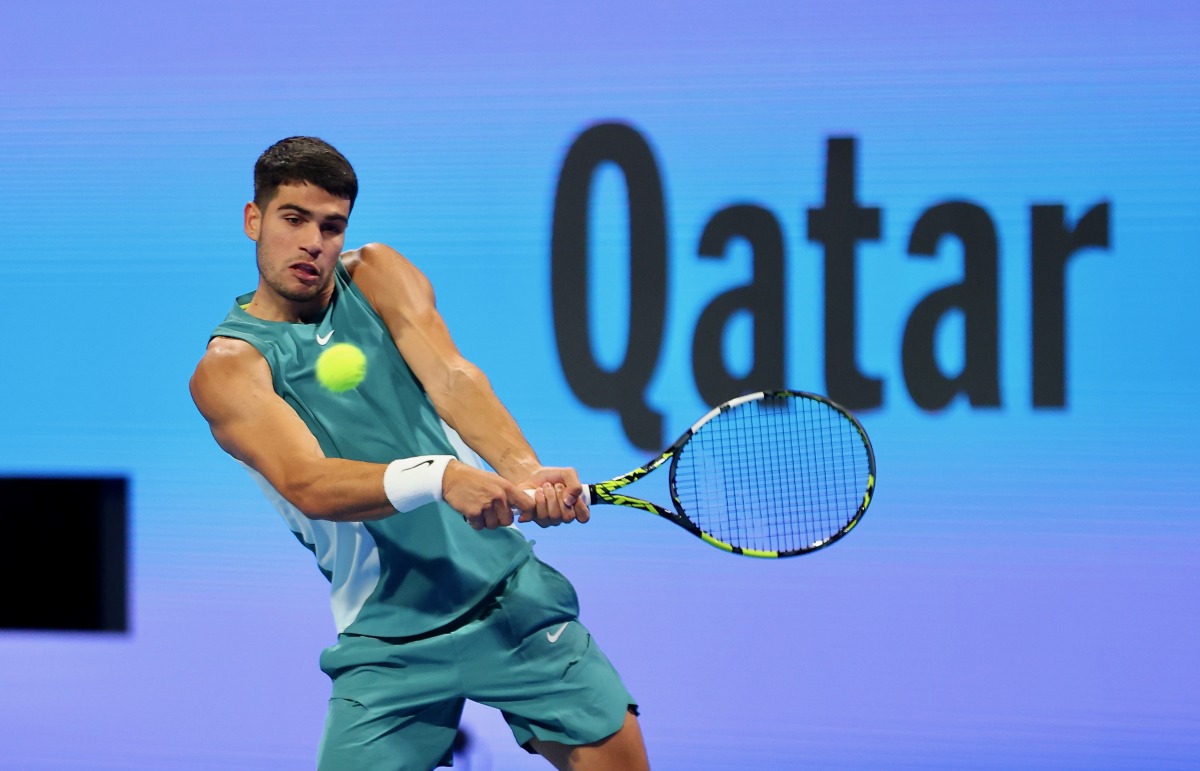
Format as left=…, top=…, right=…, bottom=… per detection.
left=584, top=390, right=876, bottom=558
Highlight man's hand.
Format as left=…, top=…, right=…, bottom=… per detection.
left=441, top=461, right=593, bottom=530
left=442, top=460, right=534, bottom=530
left=517, top=467, right=591, bottom=528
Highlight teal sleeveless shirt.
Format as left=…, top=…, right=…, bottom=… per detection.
left=211, top=260, right=531, bottom=637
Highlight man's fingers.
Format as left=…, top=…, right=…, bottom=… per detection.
left=551, top=483, right=577, bottom=524
left=468, top=491, right=520, bottom=530
left=498, top=479, right=591, bottom=528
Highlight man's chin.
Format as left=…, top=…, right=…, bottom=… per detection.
left=264, top=276, right=327, bottom=304
left=279, top=286, right=323, bottom=303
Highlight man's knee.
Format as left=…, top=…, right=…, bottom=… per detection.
left=531, top=709, right=650, bottom=771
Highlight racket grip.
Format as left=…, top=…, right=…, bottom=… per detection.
left=515, top=485, right=593, bottom=510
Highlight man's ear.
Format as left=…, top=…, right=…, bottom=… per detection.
left=243, top=201, right=261, bottom=241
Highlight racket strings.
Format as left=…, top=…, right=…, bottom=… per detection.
left=672, top=395, right=871, bottom=554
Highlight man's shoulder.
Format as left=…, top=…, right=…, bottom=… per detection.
left=341, top=242, right=412, bottom=277
left=194, top=336, right=264, bottom=379
left=340, top=244, right=433, bottom=318
left=191, top=336, right=271, bottom=409
left=204, top=334, right=260, bottom=357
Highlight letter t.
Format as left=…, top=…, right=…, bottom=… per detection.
left=807, top=136, right=883, bottom=409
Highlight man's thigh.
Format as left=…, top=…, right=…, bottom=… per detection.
left=318, top=695, right=464, bottom=771
left=317, top=633, right=465, bottom=770
left=462, top=558, right=637, bottom=751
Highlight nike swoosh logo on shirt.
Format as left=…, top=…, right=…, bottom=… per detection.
left=546, top=622, right=569, bottom=643
left=316, top=330, right=334, bottom=345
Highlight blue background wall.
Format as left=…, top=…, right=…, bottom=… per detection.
left=2, top=2, right=1197, bottom=768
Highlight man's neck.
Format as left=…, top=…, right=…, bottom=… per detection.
left=244, top=285, right=331, bottom=324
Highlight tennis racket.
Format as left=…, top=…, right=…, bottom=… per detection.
left=565, top=390, right=875, bottom=558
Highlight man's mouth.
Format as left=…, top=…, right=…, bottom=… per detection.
left=291, top=262, right=320, bottom=280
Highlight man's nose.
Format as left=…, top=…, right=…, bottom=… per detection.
left=301, top=223, right=323, bottom=254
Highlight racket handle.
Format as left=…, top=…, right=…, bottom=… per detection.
left=517, top=485, right=593, bottom=508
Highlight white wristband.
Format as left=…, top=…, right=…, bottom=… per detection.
left=383, top=456, right=455, bottom=513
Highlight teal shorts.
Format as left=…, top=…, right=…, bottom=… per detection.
left=315, top=556, right=637, bottom=770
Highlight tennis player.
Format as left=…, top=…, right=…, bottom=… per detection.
left=189, top=136, right=649, bottom=770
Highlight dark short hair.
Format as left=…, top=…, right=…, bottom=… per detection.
left=253, top=136, right=358, bottom=210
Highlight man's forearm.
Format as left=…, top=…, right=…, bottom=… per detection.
left=432, top=365, right=541, bottom=481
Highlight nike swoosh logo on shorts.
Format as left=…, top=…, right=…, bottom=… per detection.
left=316, top=329, right=334, bottom=345
left=546, top=622, right=569, bottom=643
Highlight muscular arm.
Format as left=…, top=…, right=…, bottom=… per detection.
left=346, top=243, right=589, bottom=524
left=348, top=244, right=539, bottom=480
left=190, top=337, right=537, bottom=527
left=190, top=337, right=396, bottom=521
left=191, top=242, right=588, bottom=527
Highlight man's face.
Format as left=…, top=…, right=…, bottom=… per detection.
left=244, top=182, right=351, bottom=307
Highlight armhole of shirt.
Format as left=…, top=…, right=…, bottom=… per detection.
left=338, top=258, right=392, bottom=331
left=211, top=330, right=281, bottom=393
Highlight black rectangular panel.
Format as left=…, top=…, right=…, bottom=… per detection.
left=0, top=476, right=128, bottom=632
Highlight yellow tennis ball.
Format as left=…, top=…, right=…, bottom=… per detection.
left=316, top=343, right=367, bottom=392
